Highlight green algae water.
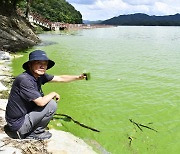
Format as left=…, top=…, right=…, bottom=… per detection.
left=12, top=26, right=180, bottom=154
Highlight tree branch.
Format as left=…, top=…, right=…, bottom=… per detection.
left=54, top=113, right=100, bottom=133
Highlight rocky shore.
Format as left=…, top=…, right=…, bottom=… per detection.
left=0, top=14, right=40, bottom=52
left=0, top=51, right=96, bottom=154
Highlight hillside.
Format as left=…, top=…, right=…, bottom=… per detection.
left=0, top=0, right=83, bottom=52
left=0, top=1, right=40, bottom=52
left=0, top=14, right=39, bottom=52
left=101, top=13, right=180, bottom=26
left=83, top=20, right=102, bottom=24
left=18, top=0, right=83, bottom=24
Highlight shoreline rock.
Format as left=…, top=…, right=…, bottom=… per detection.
left=0, top=51, right=12, bottom=98
left=0, top=51, right=97, bottom=154
left=0, top=14, right=40, bottom=52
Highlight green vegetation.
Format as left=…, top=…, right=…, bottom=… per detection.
left=18, top=0, right=82, bottom=24
left=101, top=13, right=180, bottom=26
left=0, top=1, right=82, bottom=23
left=0, top=0, right=21, bottom=15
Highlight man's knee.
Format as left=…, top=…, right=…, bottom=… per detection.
left=48, top=99, right=57, bottom=113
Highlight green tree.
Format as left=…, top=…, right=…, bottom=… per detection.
left=0, top=0, right=33, bottom=16
left=30, top=0, right=82, bottom=24
left=25, top=0, right=32, bottom=18
left=0, top=0, right=21, bottom=15
left=1, top=0, right=83, bottom=23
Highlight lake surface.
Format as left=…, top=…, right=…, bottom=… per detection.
left=13, top=26, right=180, bottom=154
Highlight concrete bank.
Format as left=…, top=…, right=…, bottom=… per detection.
left=0, top=51, right=96, bottom=154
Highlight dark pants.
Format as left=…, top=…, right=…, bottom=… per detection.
left=17, top=99, right=57, bottom=138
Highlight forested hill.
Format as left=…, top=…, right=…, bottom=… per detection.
left=101, top=13, right=180, bottom=26
left=19, top=0, right=82, bottom=24
left=0, top=0, right=83, bottom=52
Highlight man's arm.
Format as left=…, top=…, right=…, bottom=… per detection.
left=50, top=74, right=85, bottom=82
left=33, top=74, right=85, bottom=106
left=33, top=92, right=60, bottom=106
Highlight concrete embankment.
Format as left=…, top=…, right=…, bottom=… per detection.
left=0, top=51, right=96, bottom=154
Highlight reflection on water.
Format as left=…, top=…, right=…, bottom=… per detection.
left=36, top=41, right=57, bottom=46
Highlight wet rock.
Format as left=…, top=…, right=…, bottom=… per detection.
left=0, top=51, right=10, bottom=60
left=47, top=129, right=96, bottom=154
left=0, top=14, right=40, bottom=52
left=0, top=82, right=8, bottom=91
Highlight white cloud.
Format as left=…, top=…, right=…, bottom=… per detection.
left=66, top=0, right=180, bottom=20
left=66, top=0, right=95, bottom=5
left=122, top=0, right=156, bottom=6
left=153, top=1, right=180, bottom=15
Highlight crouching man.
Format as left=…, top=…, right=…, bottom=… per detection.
left=5, top=50, right=85, bottom=140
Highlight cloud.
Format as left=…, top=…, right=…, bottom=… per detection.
left=122, top=0, right=156, bottom=6
left=66, top=0, right=95, bottom=5
left=66, top=0, right=180, bottom=20
left=153, top=1, right=180, bottom=15
left=88, top=0, right=149, bottom=17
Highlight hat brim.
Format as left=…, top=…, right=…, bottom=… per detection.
left=22, top=60, right=55, bottom=70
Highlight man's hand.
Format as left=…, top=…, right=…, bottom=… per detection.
left=33, top=92, right=60, bottom=106
left=77, top=74, right=86, bottom=80
left=53, top=92, right=60, bottom=101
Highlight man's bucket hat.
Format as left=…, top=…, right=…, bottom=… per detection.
left=22, top=50, right=55, bottom=70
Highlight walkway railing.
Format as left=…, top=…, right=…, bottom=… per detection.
left=17, top=9, right=84, bottom=31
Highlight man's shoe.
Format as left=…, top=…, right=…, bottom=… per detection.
left=25, top=131, right=52, bottom=140
left=4, top=125, right=24, bottom=139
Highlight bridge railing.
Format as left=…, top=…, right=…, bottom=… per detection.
left=28, top=12, right=51, bottom=29
left=17, top=8, right=84, bottom=31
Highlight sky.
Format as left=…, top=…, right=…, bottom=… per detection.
left=66, top=0, right=180, bottom=21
